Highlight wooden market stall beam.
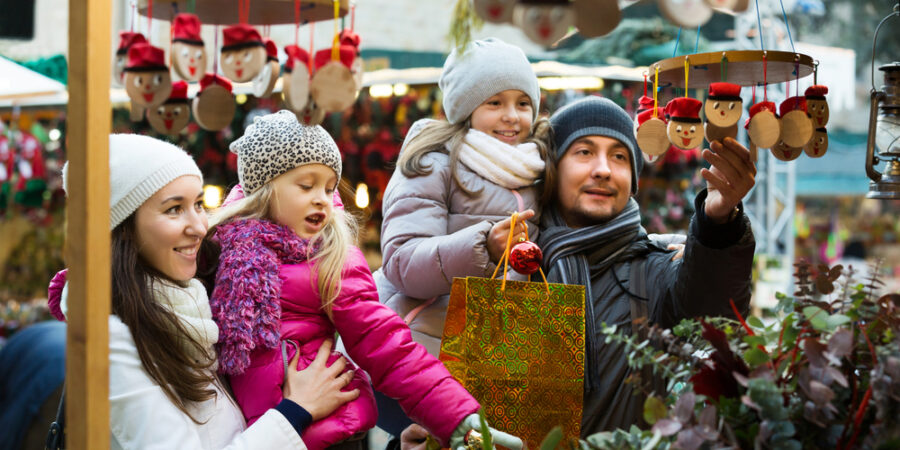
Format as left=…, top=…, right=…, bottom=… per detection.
left=66, top=0, right=111, bottom=448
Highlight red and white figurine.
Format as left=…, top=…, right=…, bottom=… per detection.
left=113, top=31, right=147, bottom=87
left=193, top=74, right=235, bottom=131
left=283, top=44, right=312, bottom=112
left=665, top=97, right=704, bottom=150
left=804, top=127, right=828, bottom=158
left=745, top=100, right=780, bottom=149
left=251, top=38, right=281, bottom=98
left=171, top=13, right=207, bottom=82
left=123, top=43, right=172, bottom=109
left=220, top=24, right=267, bottom=83
left=778, top=96, right=814, bottom=149
left=512, top=0, right=575, bottom=47
left=804, top=85, right=829, bottom=128
left=148, top=80, right=191, bottom=136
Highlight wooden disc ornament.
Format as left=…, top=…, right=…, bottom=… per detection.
left=636, top=108, right=670, bottom=156
left=220, top=24, right=267, bottom=83
left=665, top=97, right=704, bottom=150
left=113, top=31, right=146, bottom=88
left=311, top=44, right=358, bottom=113
left=123, top=43, right=173, bottom=109
left=805, top=85, right=829, bottom=128
left=339, top=30, right=364, bottom=91
left=252, top=38, right=280, bottom=98
left=147, top=81, right=191, bottom=135
left=573, top=0, right=620, bottom=38
left=192, top=74, right=236, bottom=131
left=705, top=122, right=738, bottom=143
left=746, top=101, right=780, bottom=149
left=803, top=127, right=828, bottom=158
left=473, top=0, right=516, bottom=24
left=297, top=98, right=326, bottom=126
left=512, top=0, right=575, bottom=47
left=704, top=82, right=743, bottom=128
left=778, top=96, right=814, bottom=149
left=171, top=13, right=207, bottom=82
left=658, top=0, right=712, bottom=28
left=283, top=45, right=311, bottom=112
left=770, top=139, right=802, bottom=161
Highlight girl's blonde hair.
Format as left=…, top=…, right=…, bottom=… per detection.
left=208, top=181, right=358, bottom=319
left=397, top=117, right=553, bottom=196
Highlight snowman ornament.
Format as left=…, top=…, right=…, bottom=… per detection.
left=704, top=82, right=742, bottom=143
left=220, top=24, right=267, bottom=83
left=665, top=97, right=704, bottom=150
left=123, top=43, right=172, bottom=109
left=148, top=80, right=191, bottom=136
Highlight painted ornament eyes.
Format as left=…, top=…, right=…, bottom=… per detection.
left=713, top=101, right=720, bottom=110
left=224, top=53, right=234, bottom=64
left=181, top=48, right=190, bottom=58
left=689, top=125, right=697, bottom=133
left=153, top=74, right=163, bottom=85
left=550, top=6, right=566, bottom=22
left=157, top=106, right=165, bottom=115
left=676, top=125, right=683, bottom=133
left=243, top=51, right=253, bottom=63
left=728, top=102, right=736, bottom=110
left=133, top=75, right=143, bottom=87
left=195, top=49, right=203, bottom=59
left=173, top=106, right=182, bottom=115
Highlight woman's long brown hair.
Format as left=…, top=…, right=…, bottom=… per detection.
left=112, top=215, right=217, bottom=423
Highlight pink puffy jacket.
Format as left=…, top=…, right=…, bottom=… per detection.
left=212, top=218, right=479, bottom=450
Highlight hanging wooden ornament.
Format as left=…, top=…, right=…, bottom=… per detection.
left=474, top=0, right=516, bottom=23
left=573, top=0, right=620, bottom=38
left=123, top=43, right=173, bottom=109
left=665, top=97, right=704, bottom=150
left=770, top=139, right=802, bottom=161
left=658, top=0, right=713, bottom=28
left=283, top=44, right=311, bottom=112
left=705, top=123, right=738, bottom=144
left=147, top=80, right=191, bottom=135
left=193, top=73, right=236, bottom=131
left=512, top=0, right=575, bottom=47
left=746, top=101, right=780, bottom=149
left=804, top=85, right=829, bottom=128
left=636, top=108, right=670, bottom=156
left=703, top=0, right=739, bottom=11
left=778, top=96, right=813, bottom=148
left=220, top=24, right=267, bottom=83
left=704, top=82, right=743, bottom=127
left=114, top=31, right=147, bottom=88
left=252, top=38, right=280, bottom=98
left=311, top=39, right=358, bottom=113
left=171, top=13, right=207, bottom=82
left=803, top=127, right=828, bottom=158
left=339, top=29, right=363, bottom=92
left=296, top=98, right=326, bottom=126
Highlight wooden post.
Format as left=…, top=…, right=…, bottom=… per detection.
left=67, top=0, right=111, bottom=448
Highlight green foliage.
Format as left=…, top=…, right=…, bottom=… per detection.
left=448, top=0, right=484, bottom=54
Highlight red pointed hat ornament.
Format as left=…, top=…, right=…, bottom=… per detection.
left=778, top=96, right=813, bottom=148
left=637, top=95, right=655, bottom=113
left=252, top=38, right=281, bottom=98
left=147, top=81, right=191, bottom=136
left=221, top=24, right=267, bottom=83
left=113, top=31, right=147, bottom=86
left=804, top=85, right=829, bottom=128
left=704, top=82, right=743, bottom=127
left=193, top=74, right=235, bottom=131
left=171, top=13, right=206, bottom=82
left=746, top=100, right=780, bottom=149
left=283, top=44, right=312, bottom=112
left=123, top=43, right=172, bottom=108
left=665, top=97, right=704, bottom=150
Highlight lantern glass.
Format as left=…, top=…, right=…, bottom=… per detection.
left=875, top=110, right=900, bottom=157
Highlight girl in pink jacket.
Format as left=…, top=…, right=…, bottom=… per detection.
left=207, top=110, right=519, bottom=450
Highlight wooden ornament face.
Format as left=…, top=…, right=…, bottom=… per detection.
left=643, top=152, right=661, bottom=164
left=636, top=118, right=670, bottom=156
left=351, top=57, right=364, bottom=92
left=297, top=99, right=326, bottom=126
left=311, top=61, right=357, bottom=113
left=148, top=103, right=191, bottom=135
left=703, top=0, right=738, bottom=10
left=172, top=42, right=207, bottom=82
left=251, top=60, right=280, bottom=98
left=286, top=63, right=311, bottom=112
left=574, top=0, right=621, bottom=38
left=747, top=111, right=781, bottom=149
left=113, top=54, right=127, bottom=87
left=704, top=122, right=738, bottom=143
left=732, top=0, right=750, bottom=12
left=807, top=98, right=829, bottom=128
left=221, top=46, right=267, bottom=83
left=473, top=0, right=515, bottom=23
left=513, top=5, right=575, bottom=47
left=192, top=84, right=236, bottom=131
left=667, top=119, right=703, bottom=150
left=124, top=70, right=173, bottom=108
left=704, top=98, right=742, bottom=127
left=658, top=0, right=713, bottom=28
left=803, top=129, right=828, bottom=158
left=780, top=110, right=814, bottom=148
left=771, top=140, right=802, bottom=161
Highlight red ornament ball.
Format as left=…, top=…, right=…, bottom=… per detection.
left=509, top=240, right=543, bottom=275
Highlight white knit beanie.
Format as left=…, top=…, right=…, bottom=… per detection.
left=439, top=38, right=541, bottom=124
left=62, top=134, right=203, bottom=230
left=230, top=110, right=342, bottom=195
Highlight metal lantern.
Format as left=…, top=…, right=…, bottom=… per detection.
left=864, top=3, right=900, bottom=199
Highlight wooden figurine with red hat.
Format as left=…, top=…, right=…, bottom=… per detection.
left=771, top=139, right=802, bottom=161
left=512, top=0, right=575, bottom=47
left=283, top=44, right=311, bottom=112
left=665, top=97, right=704, bottom=150
left=746, top=100, right=780, bottom=149
left=193, top=74, right=236, bottom=131
left=220, top=24, right=267, bottom=83
left=113, top=31, right=147, bottom=87
left=804, top=127, right=828, bottom=158
left=474, top=0, right=516, bottom=23
left=251, top=38, right=280, bottom=98
left=148, top=80, right=191, bottom=136
left=123, top=43, right=173, bottom=109
left=658, top=0, right=712, bottom=28
left=805, top=85, right=829, bottom=128
left=339, top=29, right=364, bottom=92
left=778, top=96, right=813, bottom=149
left=704, top=82, right=742, bottom=143
left=171, top=13, right=207, bottom=83
left=636, top=106, right=669, bottom=157
left=311, top=35, right=358, bottom=113
left=297, top=98, right=327, bottom=126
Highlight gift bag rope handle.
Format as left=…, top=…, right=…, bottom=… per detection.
left=490, top=212, right=550, bottom=294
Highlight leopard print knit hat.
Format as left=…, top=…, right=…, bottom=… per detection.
left=230, top=110, right=342, bottom=194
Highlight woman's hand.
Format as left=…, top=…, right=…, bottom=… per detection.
left=283, top=339, right=360, bottom=420
left=487, top=209, right=535, bottom=263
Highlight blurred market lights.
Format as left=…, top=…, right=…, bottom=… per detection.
left=203, top=185, right=224, bottom=209
left=355, top=182, right=369, bottom=209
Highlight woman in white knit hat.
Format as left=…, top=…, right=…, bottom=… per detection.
left=49, top=133, right=357, bottom=449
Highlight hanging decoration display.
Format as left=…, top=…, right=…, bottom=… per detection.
left=114, top=31, right=147, bottom=87
left=123, top=43, right=173, bottom=109
left=251, top=38, right=281, bottom=98
left=283, top=44, right=312, bottom=112
left=665, top=97, right=704, bottom=150
left=310, top=1, right=359, bottom=113
left=193, top=74, right=236, bottom=131
left=473, top=0, right=516, bottom=24
left=803, top=127, right=828, bottom=158
left=805, top=85, right=830, bottom=128
left=220, top=24, right=267, bottom=83
left=770, top=139, right=802, bottom=162
left=636, top=68, right=670, bottom=157
left=573, top=0, right=621, bottom=38
left=746, top=100, right=780, bottom=149
left=171, top=13, right=207, bottom=82
left=147, top=80, right=192, bottom=135
left=778, top=96, right=813, bottom=149
left=511, top=0, right=575, bottom=47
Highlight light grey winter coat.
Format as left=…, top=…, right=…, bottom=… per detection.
left=375, top=151, right=541, bottom=356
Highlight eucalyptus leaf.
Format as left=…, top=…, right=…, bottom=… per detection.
left=643, top=395, right=667, bottom=425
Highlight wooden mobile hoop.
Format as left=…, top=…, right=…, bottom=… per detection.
left=138, top=0, right=348, bottom=25
left=650, top=50, right=814, bottom=89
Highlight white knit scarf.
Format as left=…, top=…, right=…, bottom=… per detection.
left=457, top=128, right=545, bottom=189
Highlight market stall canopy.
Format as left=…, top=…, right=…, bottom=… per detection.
left=0, top=57, right=67, bottom=103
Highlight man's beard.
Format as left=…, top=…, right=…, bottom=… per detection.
left=565, top=202, right=618, bottom=228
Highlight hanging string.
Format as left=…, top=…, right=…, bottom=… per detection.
left=720, top=54, right=728, bottom=82
left=147, top=0, right=153, bottom=39
left=331, top=0, right=340, bottom=61
left=309, top=21, right=315, bottom=75
left=762, top=52, right=768, bottom=102
left=643, top=73, right=648, bottom=99
left=814, top=60, right=819, bottom=85
left=693, top=26, right=701, bottom=53
left=754, top=0, right=765, bottom=50
left=130, top=0, right=137, bottom=32
left=779, top=0, right=795, bottom=53
left=350, top=1, right=356, bottom=31
left=213, top=24, right=219, bottom=75
left=672, top=27, right=682, bottom=58
left=683, top=57, right=690, bottom=98
left=653, top=65, right=659, bottom=118
left=795, top=60, right=800, bottom=97
left=294, top=0, right=301, bottom=46
left=752, top=84, right=756, bottom=105
left=238, top=0, right=251, bottom=24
